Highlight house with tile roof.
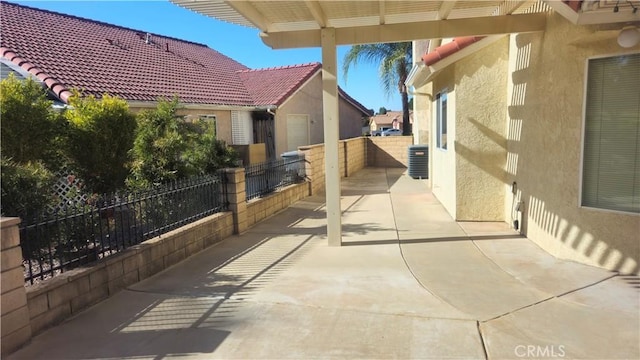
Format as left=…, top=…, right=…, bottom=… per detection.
left=0, top=1, right=372, bottom=159
left=406, top=14, right=640, bottom=274
left=369, top=111, right=413, bottom=135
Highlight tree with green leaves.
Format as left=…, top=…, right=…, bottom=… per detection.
left=0, top=73, right=63, bottom=166
left=343, top=42, right=412, bottom=135
left=64, top=92, right=137, bottom=194
left=0, top=74, right=61, bottom=217
left=128, top=98, right=237, bottom=188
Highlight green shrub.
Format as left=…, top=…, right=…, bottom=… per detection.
left=0, top=73, right=63, bottom=168
left=128, top=98, right=238, bottom=188
left=0, top=158, right=56, bottom=218
left=64, top=92, right=137, bottom=194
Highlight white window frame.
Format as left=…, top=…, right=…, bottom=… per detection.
left=578, top=52, right=640, bottom=215
left=435, top=90, right=448, bottom=150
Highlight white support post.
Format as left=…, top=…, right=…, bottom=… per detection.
left=321, top=28, right=342, bottom=247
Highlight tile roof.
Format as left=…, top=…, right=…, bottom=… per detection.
left=371, top=111, right=413, bottom=126
left=1, top=1, right=371, bottom=113
left=237, top=63, right=322, bottom=106
left=0, top=2, right=239, bottom=106
left=421, top=37, right=485, bottom=66
left=237, top=63, right=372, bottom=116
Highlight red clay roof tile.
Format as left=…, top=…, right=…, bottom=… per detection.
left=1, top=1, right=370, bottom=114
left=421, top=37, right=485, bottom=66
left=238, top=63, right=322, bottom=106
left=1, top=1, right=252, bottom=105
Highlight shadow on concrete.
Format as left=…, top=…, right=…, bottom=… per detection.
left=343, top=234, right=525, bottom=247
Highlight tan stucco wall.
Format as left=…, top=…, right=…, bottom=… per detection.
left=454, top=37, right=509, bottom=221
left=413, top=82, right=432, bottom=147
left=339, top=97, right=366, bottom=140
left=505, top=14, right=640, bottom=274
left=431, top=66, right=457, bottom=217
left=276, top=73, right=368, bottom=156
left=412, top=87, right=432, bottom=188
left=276, top=75, right=324, bottom=156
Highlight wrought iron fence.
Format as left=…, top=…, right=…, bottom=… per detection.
left=245, top=154, right=306, bottom=201
left=20, top=172, right=228, bottom=284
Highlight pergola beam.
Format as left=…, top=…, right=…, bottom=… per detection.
left=494, top=0, right=535, bottom=15
left=437, top=0, right=457, bottom=20
left=305, top=1, right=327, bottom=28
left=261, top=13, right=547, bottom=49
left=379, top=0, right=386, bottom=25
left=224, top=1, right=271, bottom=32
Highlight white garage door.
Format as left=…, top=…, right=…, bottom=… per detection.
left=286, top=114, right=309, bottom=151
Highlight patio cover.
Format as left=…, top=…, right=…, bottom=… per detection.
left=170, top=0, right=640, bottom=245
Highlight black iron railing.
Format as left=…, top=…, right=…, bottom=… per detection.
left=245, top=154, right=306, bottom=201
left=20, top=172, right=228, bottom=284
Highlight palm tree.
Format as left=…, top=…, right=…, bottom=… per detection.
left=343, top=42, right=412, bottom=135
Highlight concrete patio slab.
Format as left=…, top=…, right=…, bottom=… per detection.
left=474, top=237, right=615, bottom=296
left=400, top=239, right=550, bottom=320
left=481, top=276, right=640, bottom=359
left=6, top=167, right=638, bottom=360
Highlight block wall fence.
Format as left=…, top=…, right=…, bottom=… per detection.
left=0, top=136, right=412, bottom=356
left=300, top=136, right=412, bottom=195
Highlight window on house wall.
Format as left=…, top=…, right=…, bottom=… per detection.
left=582, top=53, right=640, bottom=213
left=231, top=111, right=253, bottom=145
left=435, top=91, right=448, bottom=150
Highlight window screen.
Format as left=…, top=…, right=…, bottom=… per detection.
left=582, top=54, right=640, bottom=213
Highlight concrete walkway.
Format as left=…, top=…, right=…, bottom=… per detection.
left=7, top=168, right=639, bottom=359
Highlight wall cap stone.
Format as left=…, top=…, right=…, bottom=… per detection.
left=0, top=217, right=21, bottom=229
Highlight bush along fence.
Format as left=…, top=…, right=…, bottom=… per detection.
left=0, top=136, right=416, bottom=355
left=20, top=172, right=228, bottom=285
left=18, top=153, right=307, bottom=285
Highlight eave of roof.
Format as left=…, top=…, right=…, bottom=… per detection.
left=421, top=36, right=485, bottom=66
left=338, top=87, right=373, bottom=117
left=406, top=35, right=505, bottom=88
left=238, top=63, right=322, bottom=107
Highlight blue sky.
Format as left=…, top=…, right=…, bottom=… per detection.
left=10, top=0, right=404, bottom=112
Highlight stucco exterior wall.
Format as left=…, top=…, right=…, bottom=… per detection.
left=276, top=74, right=324, bottom=156
left=276, top=73, right=368, bottom=156
left=339, top=97, right=366, bottom=139
left=412, top=82, right=432, bottom=187
left=505, top=14, right=639, bottom=274
left=454, top=37, right=509, bottom=221
left=431, top=66, right=457, bottom=218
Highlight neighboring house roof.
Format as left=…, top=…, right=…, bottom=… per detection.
left=0, top=1, right=370, bottom=115
left=238, top=63, right=321, bottom=106
left=371, top=111, right=413, bottom=127
left=338, top=87, right=374, bottom=117
left=238, top=63, right=372, bottom=116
